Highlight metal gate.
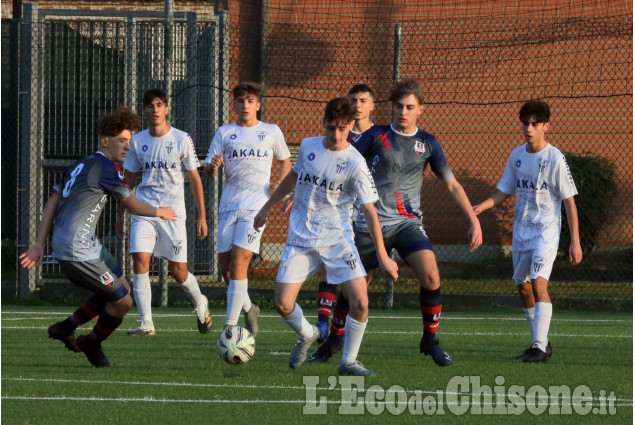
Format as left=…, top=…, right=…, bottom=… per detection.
left=16, top=3, right=227, bottom=297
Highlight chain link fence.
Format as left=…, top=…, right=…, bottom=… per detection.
left=2, top=3, right=632, bottom=307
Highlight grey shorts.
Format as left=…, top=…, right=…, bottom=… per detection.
left=57, top=248, right=128, bottom=301
left=354, top=219, right=433, bottom=271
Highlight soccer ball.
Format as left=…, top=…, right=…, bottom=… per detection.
left=217, top=326, right=256, bottom=365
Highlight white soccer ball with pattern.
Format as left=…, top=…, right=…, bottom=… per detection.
left=217, top=326, right=256, bottom=365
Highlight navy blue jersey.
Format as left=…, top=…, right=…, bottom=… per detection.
left=352, top=124, right=454, bottom=227
left=52, top=151, right=131, bottom=260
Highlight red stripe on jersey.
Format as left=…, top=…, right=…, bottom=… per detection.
left=379, top=134, right=392, bottom=150
left=394, top=192, right=417, bottom=218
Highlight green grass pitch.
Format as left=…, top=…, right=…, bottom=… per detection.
left=1, top=306, right=632, bottom=424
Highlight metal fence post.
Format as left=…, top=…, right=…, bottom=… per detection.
left=18, top=2, right=44, bottom=298
left=393, top=23, right=402, bottom=83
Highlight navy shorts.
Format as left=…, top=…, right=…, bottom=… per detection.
left=354, top=219, right=433, bottom=271
left=57, top=247, right=128, bottom=301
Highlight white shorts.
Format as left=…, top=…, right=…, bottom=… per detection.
left=276, top=242, right=366, bottom=285
left=512, top=245, right=557, bottom=285
left=218, top=209, right=263, bottom=254
left=129, top=217, right=188, bottom=263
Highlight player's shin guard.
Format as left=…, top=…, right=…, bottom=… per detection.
left=89, top=311, right=123, bottom=343
left=523, top=306, right=536, bottom=341
left=420, top=287, right=442, bottom=345
left=226, top=279, right=248, bottom=326
left=341, top=316, right=367, bottom=365
left=133, top=273, right=153, bottom=323
left=317, top=281, right=337, bottom=323
left=329, top=292, right=349, bottom=339
left=181, top=272, right=205, bottom=306
left=533, top=302, right=552, bottom=352
left=60, top=294, right=106, bottom=333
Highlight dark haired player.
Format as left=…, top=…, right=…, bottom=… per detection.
left=20, top=107, right=177, bottom=367
left=312, top=79, right=482, bottom=366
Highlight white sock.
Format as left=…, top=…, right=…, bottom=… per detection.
left=226, top=279, right=248, bottom=326
left=181, top=272, right=205, bottom=306
left=533, top=302, right=553, bottom=352
left=281, top=303, right=314, bottom=339
left=243, top=293, right=253, bottom=313
left=133, top=273, right=153, bottom=324
left=523, top=306, right=536, bottom=341
left=341, top=316, right=367, bottom=365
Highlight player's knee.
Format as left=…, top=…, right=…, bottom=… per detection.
left=112, top=294, right=133, bottom=315
left=275, top=301, right=293, bottom=317
left=419, top=275, right=440, bottom=290
left=170, top=269, right=188, bottom=283
left=348, top=296, right=368, bottom=317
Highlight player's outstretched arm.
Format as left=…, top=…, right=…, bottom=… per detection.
left=120, top=195, right=177, bottom=221
left=361, top=202, right=398, bottom=282
left=444, top=177, right=483, bottom=252
left=188, top=168, right=208, bottom=240
left=563, top=196, right=583, bottom=266
left=254, top=170, right=297, bottom=230
left=115, top=170, right=140, bottom=238
left=19, top=191, right=61, bottom=269
left=472, top=189, right=509, bottom=216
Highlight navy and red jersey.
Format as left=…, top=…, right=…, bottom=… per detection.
left=351, top=124, right=454, bottom=228
left=51, top=151, right=131, bottom=261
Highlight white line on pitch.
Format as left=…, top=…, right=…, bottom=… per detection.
left=1, top=311, right=632, bottom=323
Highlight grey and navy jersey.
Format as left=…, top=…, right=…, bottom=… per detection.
left=51, top=151, right=132, bottom=261
left=352, top=124, right=454, bottom=228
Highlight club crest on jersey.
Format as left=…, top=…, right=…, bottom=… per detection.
left=533, top=257, right=546, bottom=273
left=414, top=141, right=426, bottom=156
left=100, top=272, right=114, bottom=287
left=166, top=141, right=174, bottom=153
left=336, top=159, right=347, bottom=173
left=308, top=153, right=316, bottom=161
left=538, top=160, right=547, bottom=173
left=142, top=145, right=149, bottom=152
left=118, top=171, right=124, bottom=181
left=247, top=228, right=258, bottom=244
left=516, top=159, right=522, bottom=168
left=343, top=252, right=357, bottom=270
left=230, top=134, right=237, bottom=140
left=257, top=131, right=266, bottom=141
left=173, top=240, right=184, bottom=255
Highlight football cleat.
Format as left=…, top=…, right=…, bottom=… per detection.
left=289, top=325, right=319, bottom=369
left=315, top=321, right=329, bottom=343
left=522, top=346, right=549, bottom=363
left=243, top=304, right=260, bottom=338
left=308, top=335, right=344, bottom=363
left=48, top=322, right=81, bottom=353
left=516, top=341, right=552, bottom=360
left=338, top=360, right=376, bottom=376
left=196, top=296, right=212, bottom=334
left=420, top=336, right=453, bottom=366
left=76, top=335, right=110, bottom=367
left=126, top=321, right=156, bottom=336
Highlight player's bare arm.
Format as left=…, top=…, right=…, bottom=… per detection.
left=115, top=170, right=141, bottom=237
left=188, top=168, right=208, bottom=240
left=472, top=189, right=510, bottom=216
left=444, top=177, right=483, bottom=252
left=272, top=157, right=292, bottom=194
left=120, top=195, right=178, bottom=221
left=253, top=170, right=297, bottom=230
left=563, top=196, right=583, bottom=266
left=360, top=202, right=399, bottom=282
left=204, top=154, right=223, bottom=178
left=19, top=191, right=61, bottom=269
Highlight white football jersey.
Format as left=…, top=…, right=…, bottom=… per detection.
left=124, top=127, right=200, bottom=220
left=497, top=143, right=578, bottom=251
left=206, top=121, right=291, bottom=212
left=288, top=137, right=378, bottom=248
